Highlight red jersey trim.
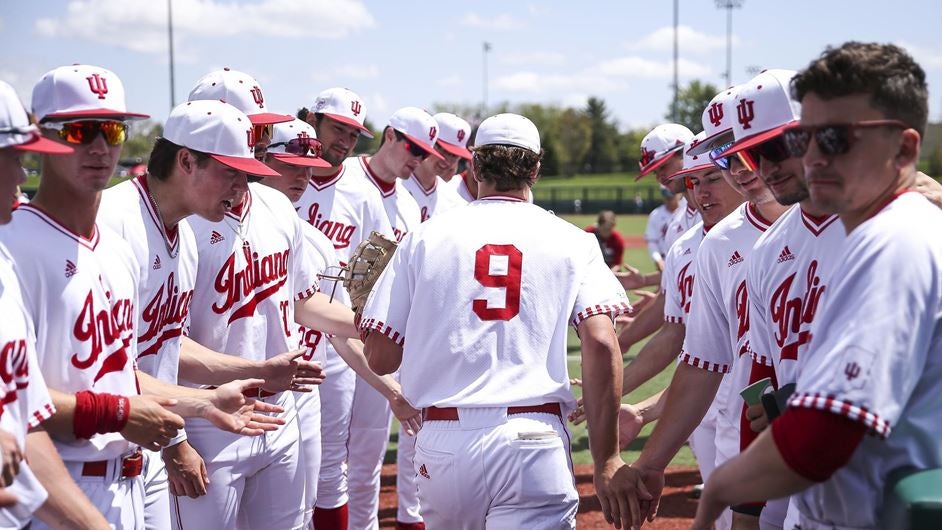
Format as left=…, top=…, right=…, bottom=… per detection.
left=132, top=175, right=180, bottom=255
left=749, top=350, right=774, bottom=367
left=226, top=188, right=253, bottom=224
left=412, top=175, right=436, bottom=196
left=678, top=351, right=730, bottom=373
left=744, top=202, right=772, bottom=232
left=295, top=283, right=319, bottom=302
left=18, top=204, right=100, bottom=250
left=29, top=401, right=56, bottom=429
left=665, top=315, right=685, bottom=324
left=865, top=188, right=915, bottom=222
left=571, top=301, right=633, bottom=328
left=360, top=156, right=396, bottom=198
left=479, top=195, right=527, bottom=203
left=461, top=171, right=475, bottom=199
left=309, top=166, right=345, bottom=191
left=685, top=204, right=697, bottom=218
left=359, top=318, right=405, bottom=346
left=799, top=208, right=840, bottom=237
left=788, top=392, right=890, bottom=439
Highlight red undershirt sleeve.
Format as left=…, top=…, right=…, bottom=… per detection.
left=771, top=406, right=867, bottom=483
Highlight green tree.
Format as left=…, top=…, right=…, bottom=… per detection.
left=667, top=80, right=720, bottom=133
left=583, top=97, right=619, bottom=173
left=122, top=120, right=163, bottom=163
left=616, top=128, right=649, bottom=178
left=355, top=118, right=381, bottom=154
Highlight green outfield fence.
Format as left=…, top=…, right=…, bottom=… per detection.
left=533, top=185, right=660, bottom=214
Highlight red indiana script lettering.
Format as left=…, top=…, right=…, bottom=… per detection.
left=770, top=260, right=826, bottom=361
left=213, top=243, right=290, bottom=324
left=71, top=290, right=134, bottom=383
left=676, top=262, right=694, bottom=314
left=307, top=202, right=356, bottom=250
left=139, top=272, right=194, bottom=358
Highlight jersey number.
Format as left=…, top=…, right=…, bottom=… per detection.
left=473, top=244, right=523, bottom=321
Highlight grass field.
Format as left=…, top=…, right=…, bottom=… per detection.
left=387, top=213, right=695, bottom=468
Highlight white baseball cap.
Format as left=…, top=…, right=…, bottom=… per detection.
left=687, top=85, right=739, bottom=156
left=31, top=64, right=150, bottom=122
left=311, top=87, right=373, bottom=138
left=0, top=81, right=73, bottom=154
left=163, top=100, right=279, bottom=177
left=267, top=118, right=331, bottom=168
left=717, top=69, right=800, bottom=158
left=431, top=112, right=472, bottom=159
left=636, top=123, right=693, bottom=180
left=388, top=107, right=444, bottom=161
left=474, top=113, right=541, bottom=154
left=668, top=132, right=714, bottom=180
left=188, top=68, right=291, bottom=126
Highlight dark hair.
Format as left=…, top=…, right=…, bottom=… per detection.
left=297, top=107, right=310, bottom=121
left=147, top=137, right=211, bottom=181
left=471, top=144, right=542, bottom=191
left=597, top=210, right=616, bottom=225
left=791, top=42, right=929, bottom=137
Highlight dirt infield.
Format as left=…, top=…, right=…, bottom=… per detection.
left=623, top=235, right=647, bottom=250
left=377, top=464, right=700, bottom=529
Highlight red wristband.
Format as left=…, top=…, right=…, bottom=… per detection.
left=72, top=391, right=132, bottom=439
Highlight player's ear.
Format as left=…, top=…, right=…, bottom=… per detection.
left=894, top=128, right=920, bottom=170
left=176, top=147, right=196, bottom=175
left=469, top=156, right=483, bottom=183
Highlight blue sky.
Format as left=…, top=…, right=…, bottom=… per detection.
left=2, top=0, right=940, bottom=132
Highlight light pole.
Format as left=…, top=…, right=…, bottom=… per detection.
left=716, top=0, right=743, bottom=87
left=672, top=0, right=679, bottom=122
left=482, top=42, right=491, bottom=117
left=167, top=0, right=176, bottom=108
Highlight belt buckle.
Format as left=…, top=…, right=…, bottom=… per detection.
left=121, top=451, right=143, bottom=478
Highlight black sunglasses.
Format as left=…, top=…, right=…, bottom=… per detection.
left=743, top=135, right=791, bottom=165
left=783, top=119, right=908, bottom=158
left=709, top=141, right=756, bottom=172
left=269, top=137, right=323, bottom=157
left=394, top=130, right=429, bottom=160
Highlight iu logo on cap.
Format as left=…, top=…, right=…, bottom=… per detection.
left=737, top=99, right=756, bottom=130
left=429, top=126, right=437, bottom=141
left=86, top=73, right=109, bottom=100
left=457, top=129, right=466, bottom=142
left=350, top=100, right=362, bottom=117
left=246, top=128, right=256, bottom=148
left=250, top=86, right=265, bottom=108
left=708, top=102, right=724, bottom=128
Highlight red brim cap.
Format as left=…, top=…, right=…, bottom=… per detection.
left=687, top=128, right=734, bottom=156
left=211, top=153, right=281, bottom=177
left=322, top=113, right=374, bottom=139
left=401, top=132, right=444, bottom=161
left=272, top=153, right=332, bottom=168
left=715, top=120, right=798, bottom=158
left=668, top=162, right=715, bottom=180
left=13, top=134, right=74, bottom=154
left=635, top=148, right=681, bottom=180
left=41, top=109, right=150, bottom=121
left=436, top=140, right=472, bottom=160
left=249, top=112, right=294, bottom=126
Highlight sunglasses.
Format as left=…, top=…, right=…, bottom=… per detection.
left=709, top=141, right=757, bottom=172
left=269, top=137, right=323, bottom=158
left=43, top=120, right=127, bottom=146
left=253, top=123, right=274, bottom=143
left=783, top=119, right=908, bottom=158
left=394, top=130, right=430, bottom=160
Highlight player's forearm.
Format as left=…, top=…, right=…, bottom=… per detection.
left=295, top=293, right=358, bottom=338
left=328, top=336, right=400, bottom=400
left=634, top=388, right=668, bottom=425
left=364, top=331, right=403, bottom=375
left=178, top=336, right=263, bottom=386
left=617, top=292, right=665, bottom=352
left=136, top=370, right=218, bottom=418
left=578, top=316, right=623, bottom=467
left=27, top=429, right=111, bottom=530
left=43, top=388, right=78, bottom=440
left=697, top=430, right=812, bottom=524
left=621, top=321, right=686, bottom=395
left=635, top=363, right=722, bottom=471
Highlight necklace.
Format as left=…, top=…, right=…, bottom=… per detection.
left=223, top=192, right=251, bottom=245
left=142, top=177, right=180, bottom=259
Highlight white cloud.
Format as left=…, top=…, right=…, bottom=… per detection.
left=492, top=71, right=625, bottom=94
left=460, top=12, right=520, bottom=31
left=436, top=75, right=462, bottom=88
left=527, top=4, right=549, bottom=16
left=35, top=0, right=375, bottom=54
left=626, top=25, right=738, bottom=56
left=498, top=51, right=567, bottom=66
left=898, top=41, right=942, bottom=69
left=594, top=56, right=711, bottom=79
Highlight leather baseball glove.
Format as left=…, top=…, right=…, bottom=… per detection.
left=343, top=231, right=398, bottom=317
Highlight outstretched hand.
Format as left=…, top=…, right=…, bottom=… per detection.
left=260, top=349, right=326, bottom=393
left=205, top=379, right=286, bottom=436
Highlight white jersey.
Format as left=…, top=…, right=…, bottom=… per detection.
left=186, top=184, right=321, bottom=366
left=346, top=156, right=421, bottom=242
left=360, top=196, right=632, bottom=410
left=449, top=171, right=476, bottom=204
left=680, top=202, right=768, bottom=419
left=0, top=205, right=139, bottom=461
left=296, top=223, right=348, bottom=366
left=661, top=222, right=705, bottom=324
left=98, top=176, right=198, bottom=384
left=747, top=205, right=844, bottom=385
left=403, top=174, right=464, bottom=223
left=645, top=204, right=677, bottom=262
left=293, top=163, right=394, bottom=266
left=789, top=192, right=942, bottom=528
left=664, top=198, right=702, bottom=251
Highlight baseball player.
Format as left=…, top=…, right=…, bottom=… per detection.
left=297, top=87, right=421, bottom=530
left=98, top=99, right=317, bottom=529
left=342, top=106, right=441, bottom=530
left=360, top=113, right=636, bottom=530
left=636, top=123, right=699, bottom=252
left=586, top=211, right=627, bottom=270
left=402, top=112, right=470, bottom=222
left=643, top=188, right=681, bottom=270
left=620, top=79, right=791, bottom=529
left=693, top=41, right=940, bottom=530
left=0, top=79, right=115, bottom=530
left=0, top=64, right=194, bottom=530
